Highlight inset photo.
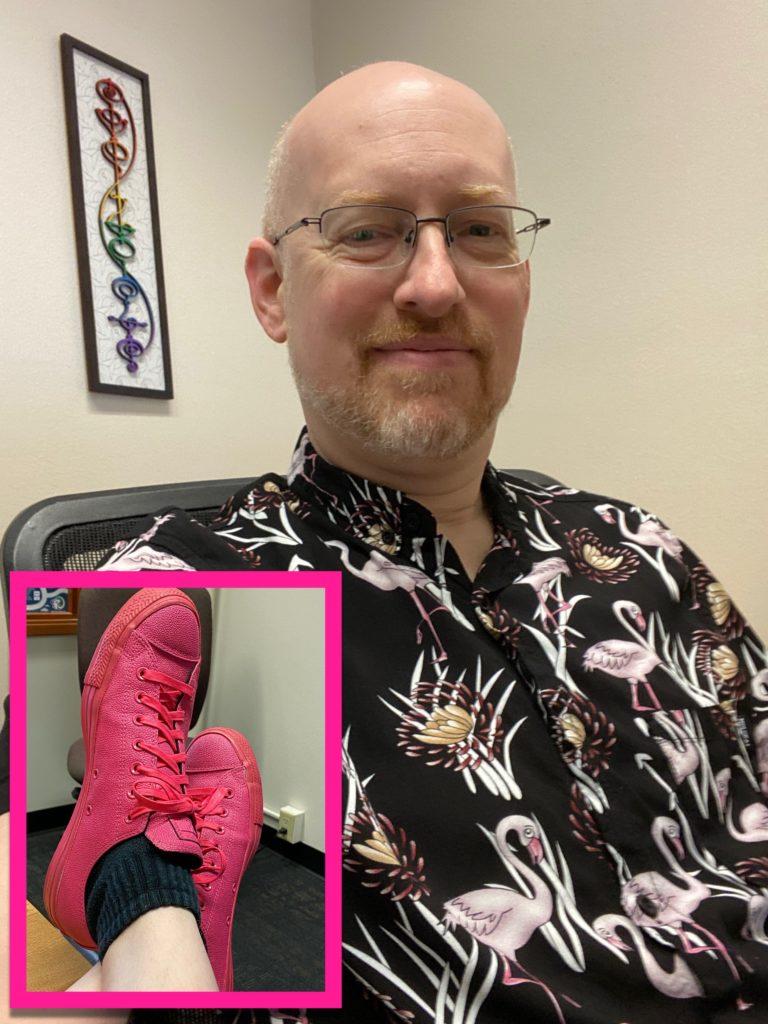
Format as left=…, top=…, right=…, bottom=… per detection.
left=8, top=572, right=342, bottom=1011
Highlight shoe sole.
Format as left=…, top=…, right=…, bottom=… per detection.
left=43, top=588, right=199, bottom=947
left=189, top=726, right=263, bottom=991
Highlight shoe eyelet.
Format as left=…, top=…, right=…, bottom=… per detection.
left=225, top=789, right=233, bottom=799
left=133, top=714, right=143, bottom=725
left=221, top=809, right=229, bottom=818
left=133, top=740, right=143, bottom=751
left=92, top=768, right=98, bottom=779
left=128, top=787, right=136, bottom=799
left=131, top=763, right=140, bottom=775
left=124, top=815, right=132, bottom=823
left=86, top=804, right=93, bottom=815
left=216, top=826, right=224, bottom=834
left=203, top=883, right=212, bottom=892
left=137, top=668, right=146, bottom=680
left=225, top=915, right=231, bottom=925
left=136, top=692, right=145, bottom=704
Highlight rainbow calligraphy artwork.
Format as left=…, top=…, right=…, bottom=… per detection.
left=96, top=77, right=152, bottom=373
left=61, top=35, right=173, bottom=398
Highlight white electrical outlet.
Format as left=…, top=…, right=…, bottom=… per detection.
left=277, top=805, right=305, bottom=844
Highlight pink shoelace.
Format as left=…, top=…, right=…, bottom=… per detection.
left=128, top=667, right=196, bottom=819
left=188, top=785, right=232, bottom=906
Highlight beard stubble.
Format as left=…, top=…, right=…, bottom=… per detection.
left=289, top=315, right=514, bottom=460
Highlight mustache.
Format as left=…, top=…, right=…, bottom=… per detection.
left=356, top=317, right=494, bottom=354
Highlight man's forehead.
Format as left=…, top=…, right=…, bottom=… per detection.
left=294, top=62, right=500, bottom=131
left=284, top=63, right=515, bottom=210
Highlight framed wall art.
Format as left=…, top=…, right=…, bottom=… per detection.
left=26, top=588, right=80, bottom=637
left=60, top=34, right=173, bottom=398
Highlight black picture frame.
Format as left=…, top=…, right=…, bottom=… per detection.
left=60, top=34, right=173, bottom=398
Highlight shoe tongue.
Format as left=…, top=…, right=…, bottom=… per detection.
left=145, top=812, right=203, bottom=867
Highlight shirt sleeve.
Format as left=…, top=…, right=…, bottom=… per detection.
left=674, top=527, right=768, bottom=794
left=96, top=508, right=248, bottom=571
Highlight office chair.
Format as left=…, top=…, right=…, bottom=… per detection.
left=2, top=479, right=242, bottom=788
left=2, top=469, right=562, bottom=600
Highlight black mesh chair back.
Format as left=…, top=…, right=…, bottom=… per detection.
left=1, top=479, right=252, bottom=613
left=2, top=469, right=564, bottom=611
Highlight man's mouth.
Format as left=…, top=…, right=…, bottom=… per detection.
left=374, top=334, right=471, bottom=353
left=371, top=335, right=475, bottom=369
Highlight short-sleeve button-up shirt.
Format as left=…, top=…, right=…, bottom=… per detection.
left=101, top=428, right=768, bottom=1023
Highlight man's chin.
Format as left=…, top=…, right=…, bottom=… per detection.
left=350, top=397, right=497, bottom=460
left=293, top=364, right=506, bottom=460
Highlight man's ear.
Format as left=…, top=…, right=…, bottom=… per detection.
left=244, top=238, right=288, bottom=343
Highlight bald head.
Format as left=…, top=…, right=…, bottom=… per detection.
left=261, top=62, right=517, bottom=242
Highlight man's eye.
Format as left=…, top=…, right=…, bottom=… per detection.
left=348, top=228, right=378, bottom=243
left=466, top=223, right=495, bottom=237
left=339, top=226, right=394, bottom=245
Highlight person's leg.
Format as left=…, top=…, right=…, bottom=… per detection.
left=0, top=813, right=126, bottom=1019
left=100, top=906, right=217, bottom=991
left=43, top=590, right=217, bottom=993
left=67, top=961, right=103, bottom=991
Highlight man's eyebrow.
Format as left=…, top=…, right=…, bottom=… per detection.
left=455, top=183, right=514, bottom=203
left=328, top=189, right=393, bottom=207
left=327, top=185, right=515, bottom=208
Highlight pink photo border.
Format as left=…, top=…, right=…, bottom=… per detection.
left=9, top=570, right=343, bottom=1010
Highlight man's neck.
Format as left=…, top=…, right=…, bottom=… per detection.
left=304, top=420, right=496, bottom=580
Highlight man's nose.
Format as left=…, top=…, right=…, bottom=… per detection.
left=392, top=222, right=466, bottom=317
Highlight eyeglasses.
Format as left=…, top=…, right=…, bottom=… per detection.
left=271, top=204, right=551, bottom=270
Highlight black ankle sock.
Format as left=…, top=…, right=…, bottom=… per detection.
left=85, top=832, right=201, bottom=957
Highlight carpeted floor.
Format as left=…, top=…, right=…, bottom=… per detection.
left=27, top=825, right=325, bottom=991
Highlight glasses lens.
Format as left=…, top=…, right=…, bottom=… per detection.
left=320, top=207, right=415, bottom=267
left=448, top=207, right=537, bottom=267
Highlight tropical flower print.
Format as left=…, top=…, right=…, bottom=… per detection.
left=381, top=654, right=526, bottom=800
left=344, top=809, right=430, bottom=902
left=689, top=562, right=745, bottom=639
left=569, top=783, right=610, bottom=862
left=694, top=630, right=747, bottom=701
left=473, top=589, right=522, bottom=656
left=539, top=689, right=617, bottom=778
left=245, top=478, right=311, bottom=518
left=395, top=678, right=503, bottom=771
left=565, top=527, right=640, bottom=584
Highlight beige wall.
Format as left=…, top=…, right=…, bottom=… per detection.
left=313, top=0, right=767, bottom=636
left=25, top=635, right=82, bottom=812
left=198, top=587, right=326, bottom=850
left=0, top=0, right=315, bottom=682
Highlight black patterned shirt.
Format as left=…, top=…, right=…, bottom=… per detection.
left=100, top=428, right=768, bottom=1023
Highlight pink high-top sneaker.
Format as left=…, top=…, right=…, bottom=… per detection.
left=44, top=588, right=204, bottom=950
left=186, top=727, right=263, bottom=991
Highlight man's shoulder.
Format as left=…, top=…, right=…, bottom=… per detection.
left=495, top=467, right=658, bottom=516
left=208, top=471, right=297, bottom=525
left=493, top=467, right=687, bottom=559
left=96, top=469, right=300, bottom=572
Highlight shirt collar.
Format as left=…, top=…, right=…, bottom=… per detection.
left=285, top=426, right=526, bottom=555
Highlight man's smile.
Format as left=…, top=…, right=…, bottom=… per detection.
left=371, top=334, right=476, bottom=369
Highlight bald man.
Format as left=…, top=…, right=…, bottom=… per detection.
left=18, top=62, right=768, bottom=1021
